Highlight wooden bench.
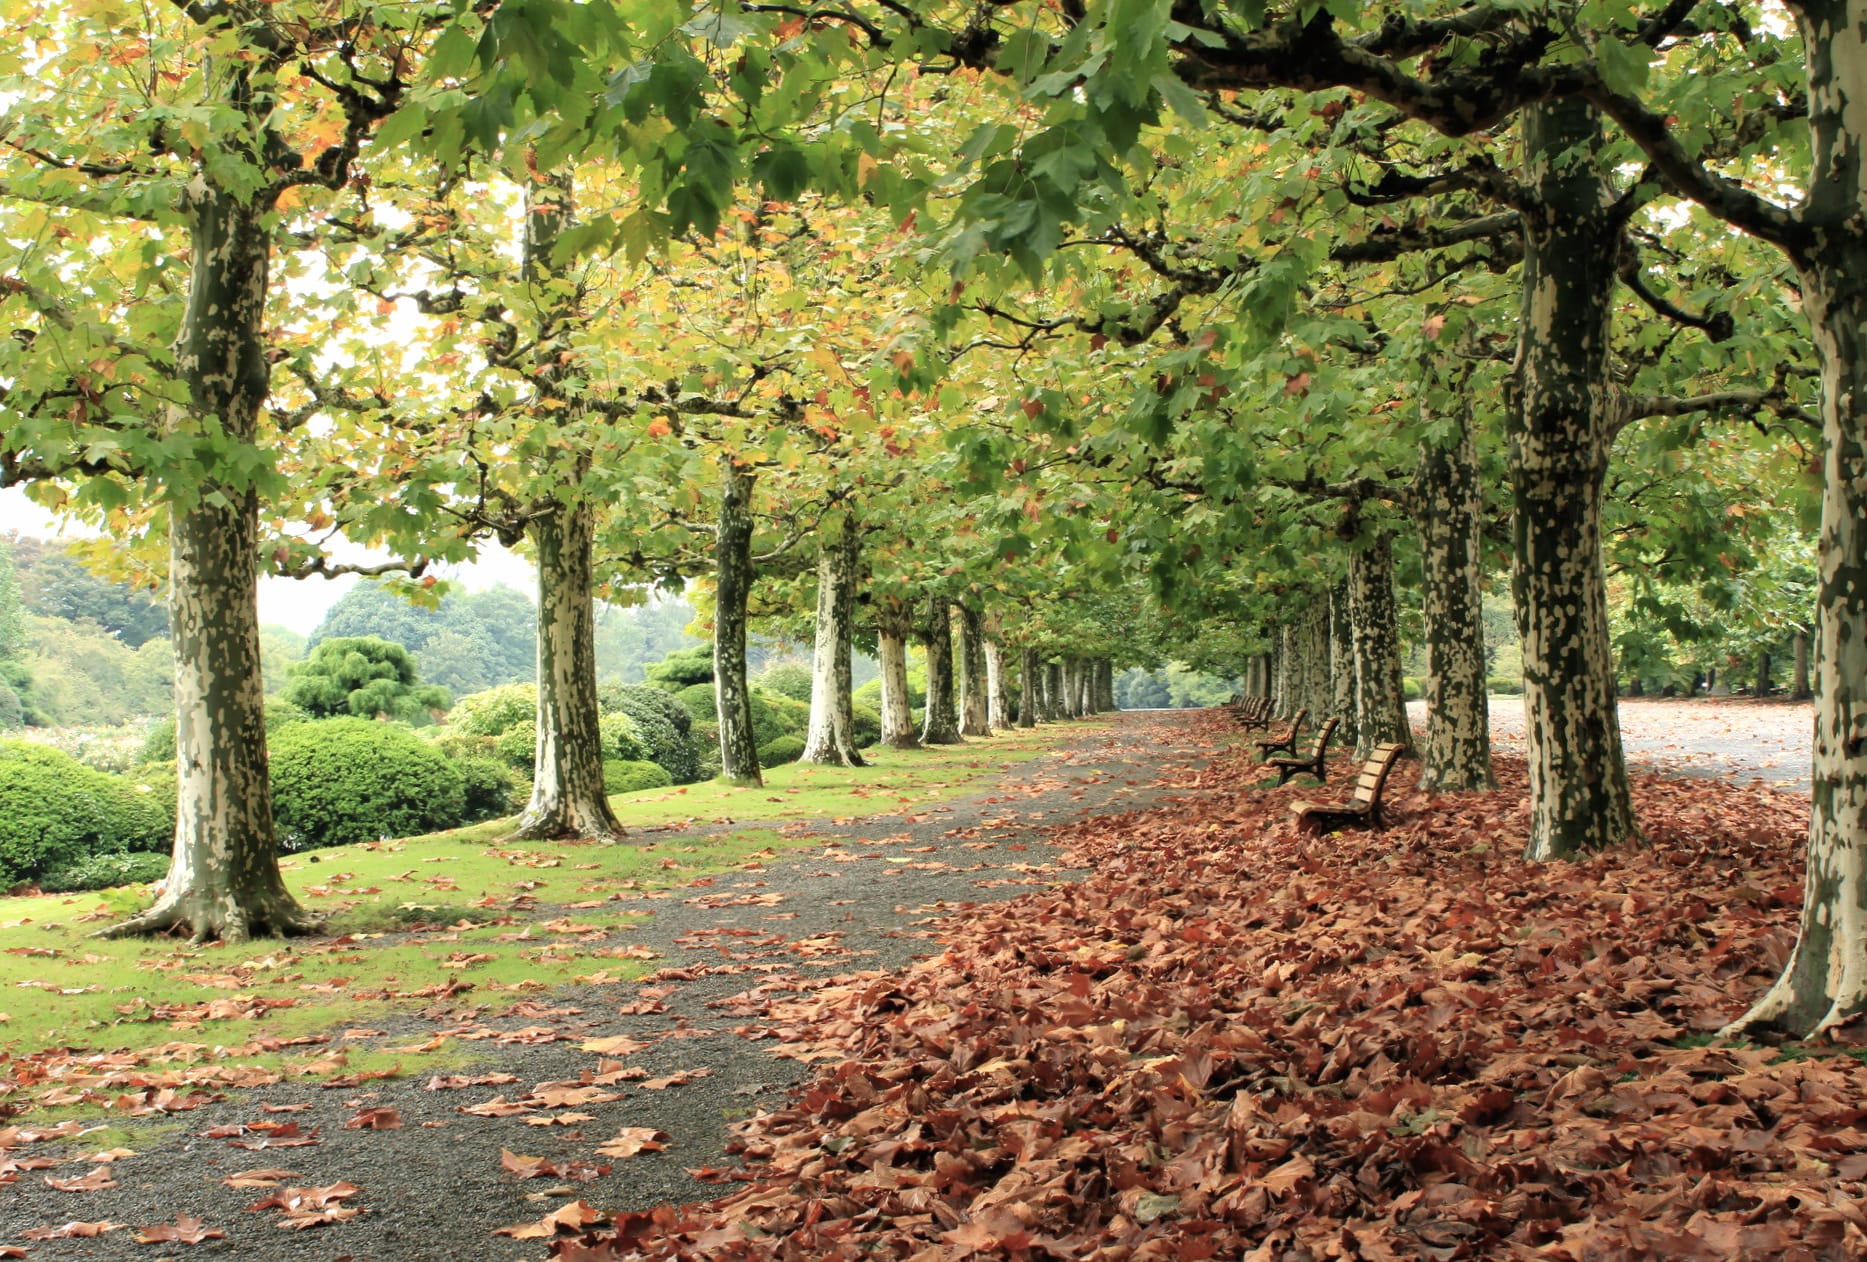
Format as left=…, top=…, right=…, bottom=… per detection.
left=1225, top=696, right=1271, bottom=729
left=1290, top=741, right=1406, bottom=834
left=1252, top=707, right=1309, bottom=759
left=1266, top=716, right=1339, bottom=786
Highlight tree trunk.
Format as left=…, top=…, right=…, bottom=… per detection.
left=100, top=178, right=317, bottom=942
left=875, top=599, right=920, bottom=749
left=955, top=604, right=991, bottom=736
left=1330, top=581, right=1358, bottom=750
left=1296, top=599, right=1333, bottom=721
left=1414, top=415, right=1497, bottom=792
left=801, top=514, right=866, bottom=766
left=919, top=597, right=962, bottom=744
left=1792, top=627, right=1813, bottom=701
left=1348, top=532, right=1414, bottom=760
left=1096, top=659, right=1116, bottom=711
left=1510, top=99, right=1636, bottom=861
left=714, top=459, right=763, bottom=786
left=1754, top=649, right=1772, bottom=698
left=1017, top=646, right=1038, bottom=727
left=1726, top=24, right=1867, bottom=1031
left=512, top=501, right=626, bottom=840
left=1047, top=662, right=1065, bottom=720
left=984, top=613, right=1011, bottom=730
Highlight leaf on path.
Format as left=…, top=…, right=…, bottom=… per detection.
left=134, top=1215, right=225, bottom=1244
left=21, top=1222, right=123, bottom=1240
left=344, top=1106, right=402, bottom=1130
left=459, top=1096, right=532, bottom=1117
left=493, top=1200, right=605, bottom=1239
left=579, top=1035, right=650, bottom=1056
left=248, top=1181, right=361, bottom=1230
left=595, top=1128, right=668, bottom=1159
left=44, top=1167, right=116, bottom=1192
left=499, top=1149, right=609, bottom=1181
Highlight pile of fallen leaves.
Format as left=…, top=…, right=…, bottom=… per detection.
left=561, top=715, right=1865, bottom=1260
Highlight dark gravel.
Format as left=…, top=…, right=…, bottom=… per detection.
left=0, top=715, right=1209, bottom=1261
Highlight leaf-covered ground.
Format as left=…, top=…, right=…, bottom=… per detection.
left=557, top=710, right=1862, bottom=1261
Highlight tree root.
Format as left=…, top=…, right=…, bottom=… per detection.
left=93, top=892, right=325, bottom=944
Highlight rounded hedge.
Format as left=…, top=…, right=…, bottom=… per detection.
left=604, top=759, right=674, bottom=794
left=757, top=735, right=805, bottom=766
left=751, top=692, right=811, bottom=746
left=754, top=662, right=813, bottom=701
left=0, top=742, right=160, bottom=886
left=851, top=703, right=882, bottom=749
left=454, top=755, right=521, bottom=823
left=270, top=719, right=467, bottom=851
left=448, top=684, right=537, bottom=737
left=39, top=851, right=171, bottom=894
left=598, top=684, right=700, bottom=785
left=599, top=712, right=646, bottom=763
left=495, top=721, right=537, bottom=770
left=675, top=682, right=716, bottom=723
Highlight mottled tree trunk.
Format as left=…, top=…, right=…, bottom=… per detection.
left=1792, top=627, right=1812, bottom=701
left=919, top=597, right=962, bottom=744
left=984, top=613, right=1011, bottom=730
left=1295, top=600, right=1333, bottom=721
left=714, top=460, right=763, bottom=786
left=1046, top=662, right=1064, bottom=720
left=1348, top=532, right=1414, bottom=760
left=875, top=599, right=920, bottom=749
left=1330, top=582, right=1358, bottom=749
left=1096, top=659, right=1116, bottom=711
left=801, top=514, right=866, bottom=766
left=1727, top=8, right=1867, bottom=1032
left=512, top=501, right=626, bottom=840
left=955, top=604, right=991, bottom=736
left=101, top=178, right=317, bottom=942
left=1017, top=646, right=1038, bottom=727
left=1510, top=100, right=1636, bottom=860
left=1414, top=418, right=1496, bottom=792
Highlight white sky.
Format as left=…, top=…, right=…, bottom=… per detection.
left=0, top=486, right=536, bottom=636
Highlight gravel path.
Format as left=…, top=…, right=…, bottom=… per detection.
left=1413, top=695, right=1815, bottom=796
left=0, top=717, right=1208, bottom=1262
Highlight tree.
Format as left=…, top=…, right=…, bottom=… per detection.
left=281, top=636, right=449, bottom=724
left=0, top=0, right=436, bottom=940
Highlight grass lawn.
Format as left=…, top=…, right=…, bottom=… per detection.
left=0, top=727, right=1071, bottom=1118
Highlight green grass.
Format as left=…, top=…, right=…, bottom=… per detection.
left=0, top=726, right=1074, bottom=1130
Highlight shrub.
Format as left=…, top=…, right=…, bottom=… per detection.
left=1487, top=676, right=1525, bottom=696
left=109, top=762, right=176, bottom=853
left=283, top=636, right=450, bottom=724
left=757, top=735, right=805, bottom=766
left=750, top=691, right=811, bottom=746
left=0, top=681, right=22, bottom=731
left=495, top=721, right=537, bottom=770
left=0, top=742, right=129, bottom=885
left=599, top=712, right=646, bottom=763
left=851, top=703, right=882, bottom=749
left=645, top=646, right=714, bottom=690
left=690, top=719, right=722, bottom=780
left=431, top=731, right=500, bottom=764
left=853, top=666, right=926, bottom=713
left=38, top=851, right=171, bottom=894
left=598, top=684, right=700, bottom=785
left=454, top=756, right=521, bottom=823
left=447, top=683, right=537, bottom=737
left=1402, top=676, right=1423, bottom=702
left=604, top=759, right=673, bottom=794
left=270, top=719, right=467, bottom=851
left=754, top=661, right=813, bottom=701
left=675, top=682, right=716, bottom=722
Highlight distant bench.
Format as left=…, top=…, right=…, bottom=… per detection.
left=1290, top=741, right=1406, bottom=834
left=1266, top=716, right=1339, bottom=786
left=1224, top=696, right=1272, bottom=729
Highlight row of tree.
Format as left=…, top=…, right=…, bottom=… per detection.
left=0, top=0, right=1849, bottom=1042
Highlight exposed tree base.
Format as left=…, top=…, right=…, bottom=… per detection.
left=505, top=796, right=629, bottom=845
left=94, top=888, right=326, bottom=945
left=800, top=745, right=867, bottom=767
left=880, top=735, right=922, bottom=750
